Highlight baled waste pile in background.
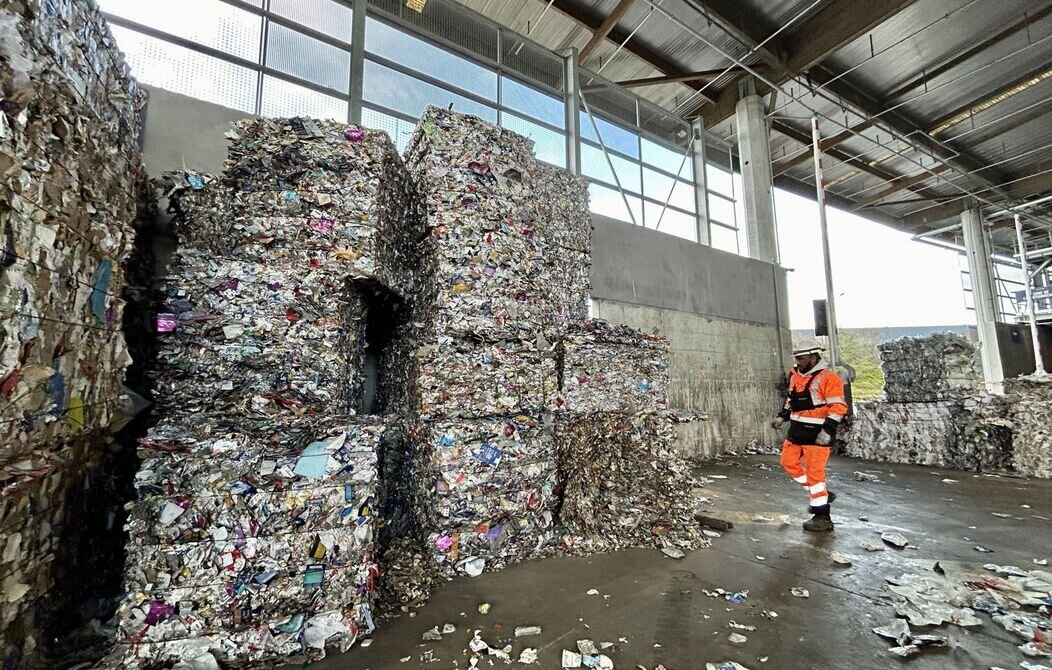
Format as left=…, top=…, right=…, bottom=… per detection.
left=846, top=333, right=1015, bottom=474
left=878, top=332, right=981, bottom=403
left=112, top=108, right=706, bottom=668
left=110, top=119, right=423, bottom=667
left=0, top=0, right=148, bottom=660
left=1004, top=375, right=1052, bottom=478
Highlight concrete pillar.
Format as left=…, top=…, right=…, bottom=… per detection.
left=961, top=207, right=1005, bottom=389
left=691, top=117, right=710, bottom=246
left=735, top=83, right=778, bottom=263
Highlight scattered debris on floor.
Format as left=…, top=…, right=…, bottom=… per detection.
left=873, top=617, right=948, bottom=657
left=854, top=472, right=881, bottom=482
left=881, top=531, right=910, bottom=548
left=790, top=587, right=810, bottom=598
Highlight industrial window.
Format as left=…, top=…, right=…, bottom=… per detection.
left=579, top=112, right=640, bottom=159
left=109, top=25, right=257, bottom=113
left=98, top=0, right=262, bottom=61
left=581, top=143, right=642, bottom=194
left=363, top=60, right=497, bottom=122
left=708, top=192, right=737, bottom=227
left=365, top=17, right=498, bottom=100
left=499, top=112, right=566, bottom=168
left=270, top=0, right=353, bottom=42
left=501, top=76, right=564, bottom=129
left=260, top=75, right=348, bottom=121
left=706, top=164, right=735, bottom=198
left=588, top=183, right=643, bottom=226
left=265, top=22, right=350, bottom=93
left=642, top=168, right=695, bottom=214
left=711, top=223, right=740, bottom=254
left=644, top=203, right=696, bottom=242
left=641, top=138, right=692, bottom=181
left=361, top=107, right=417, bottom=153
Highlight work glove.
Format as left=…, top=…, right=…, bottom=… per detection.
left=815, top=430, right=833, bottom=446
left=769, top=416, right=786, bottom=430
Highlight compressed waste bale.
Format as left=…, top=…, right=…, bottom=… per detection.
left=416, top=335, right=559, bottom=419
left=556, top=411, right=705, bottom=554
left=1, top=0, right=147, bottom=658
left=113, top=421, right=383, bottom=661
left=845, top=401, right=957, bottom=467
left=405, top=106, right=591, bottom=339
left=1005, top=375, right=1052, bottom=478
left=561, top=320, right=670, bottom=413
left=151, top=248, right=369, bottom=418
left=844, top=397, right=1014, bottom=472
left=878, top=333, right=981, bottom=402
left=416, top=416, right=561, bottom=575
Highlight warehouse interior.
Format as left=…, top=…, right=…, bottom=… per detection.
left=1, top=0, right=1051, bottom=668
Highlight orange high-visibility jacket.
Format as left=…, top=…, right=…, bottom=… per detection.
left=780, top=359, right=848, bottom=446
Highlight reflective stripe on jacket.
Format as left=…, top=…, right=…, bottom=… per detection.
left=781, top=359, right=848, bottom=446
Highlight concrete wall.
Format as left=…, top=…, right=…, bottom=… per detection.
left=591, top=216, right=791, bottom=458
left=139, top=87, right=792, bottom=458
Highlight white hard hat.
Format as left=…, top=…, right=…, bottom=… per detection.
left=793, top=338, right=825, bottom=356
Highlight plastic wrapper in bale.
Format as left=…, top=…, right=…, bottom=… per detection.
left=1005, top=375, right=1052, bottom=478
left=560, top=320, right=670, bottom=413
left=878, top=333, right=981, bottom=402
left=556, top=411, right=706, bottom=555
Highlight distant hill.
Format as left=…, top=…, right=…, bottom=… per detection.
left=792, top=325, right=975, bottom=346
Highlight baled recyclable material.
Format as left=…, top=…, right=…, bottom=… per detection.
left=878, top=333, right=981, bottom=403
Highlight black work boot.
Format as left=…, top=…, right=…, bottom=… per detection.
left=803, top=503, right=834, bottom=532
left=803, top=515, right=834, bottom=532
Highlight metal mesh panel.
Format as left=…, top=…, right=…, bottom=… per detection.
left=99, top=0, right=262, bottom=60
left=501, top=33, right=563, bottom=93
left=581, top=71, right=637, bottom=130
left=261, top=74, right=349, bottom=120
left=367, top=0, right=404, bottom=18
left=266, top=22, right=350, bottom=92
left=638, top=100, right=691, bottom=150
left=271, top=0, right=353, bottom=43
left=395, top=0, right=499, bottom=63
left=111, top=25, right=257, bottom=112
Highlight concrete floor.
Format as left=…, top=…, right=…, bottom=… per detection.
left=330, top=455, right=1052, bottom=670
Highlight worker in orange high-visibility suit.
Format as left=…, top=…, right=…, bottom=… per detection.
left=770, top=338, right=848, bottom=532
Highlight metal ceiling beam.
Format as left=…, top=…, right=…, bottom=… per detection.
left=548, top=0, right=717, bottom=105
left=693, top=0, right=917, bottom=127
left=771, top=120, right=922, bottom=191
left=902, top=170, right=1052, bottom=228
left=607, top=67, right=748, bottom=89
left=882, top=5, right=1052, bottom=102
left=773, top=120, right=872, bottom=176
left=854, top=164, right=950, bottom=209
left=928, top=65, right=1052, bottom=135
left=578, top=0, right=637, bottom=63
left=948, top=98, right=1052, bottom=146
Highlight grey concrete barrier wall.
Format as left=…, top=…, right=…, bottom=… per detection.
left=139, top=86, right=793, bottom=456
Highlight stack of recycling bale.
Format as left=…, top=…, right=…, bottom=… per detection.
left=0, top=0, right=147, bottom=659
left=111, top=119, right=423, bottom=667
left=846, top=333, right=1014, bottom=471
left=1004, top=376, right=1052, bottom=478
left=878, top=333, right=981, bottom=402
left=402, top=107, right=590, bottom=575
left=556, top=320, right=703, bottom=554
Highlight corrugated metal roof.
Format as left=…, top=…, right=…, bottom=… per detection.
left=443, top=0, right=1052, bottom=250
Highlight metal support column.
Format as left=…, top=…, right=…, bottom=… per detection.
left=563, top=48, right=581, bottom=177
left=811, top=116, right=841, bottom=371
left=962, top=207, right=1005, bottom=390
left=734, top=80, right=778, bottom=263
left=348, top=0, right=367, bottom=124
left=691, top=117, right=710, bottom=245
left=1014, top=213, right=1047, bottom=375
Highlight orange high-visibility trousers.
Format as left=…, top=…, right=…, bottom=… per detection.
left=780, top=440, right=830, bottom=508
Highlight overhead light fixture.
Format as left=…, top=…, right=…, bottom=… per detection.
left=406, top=0, right=427, bottom=12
